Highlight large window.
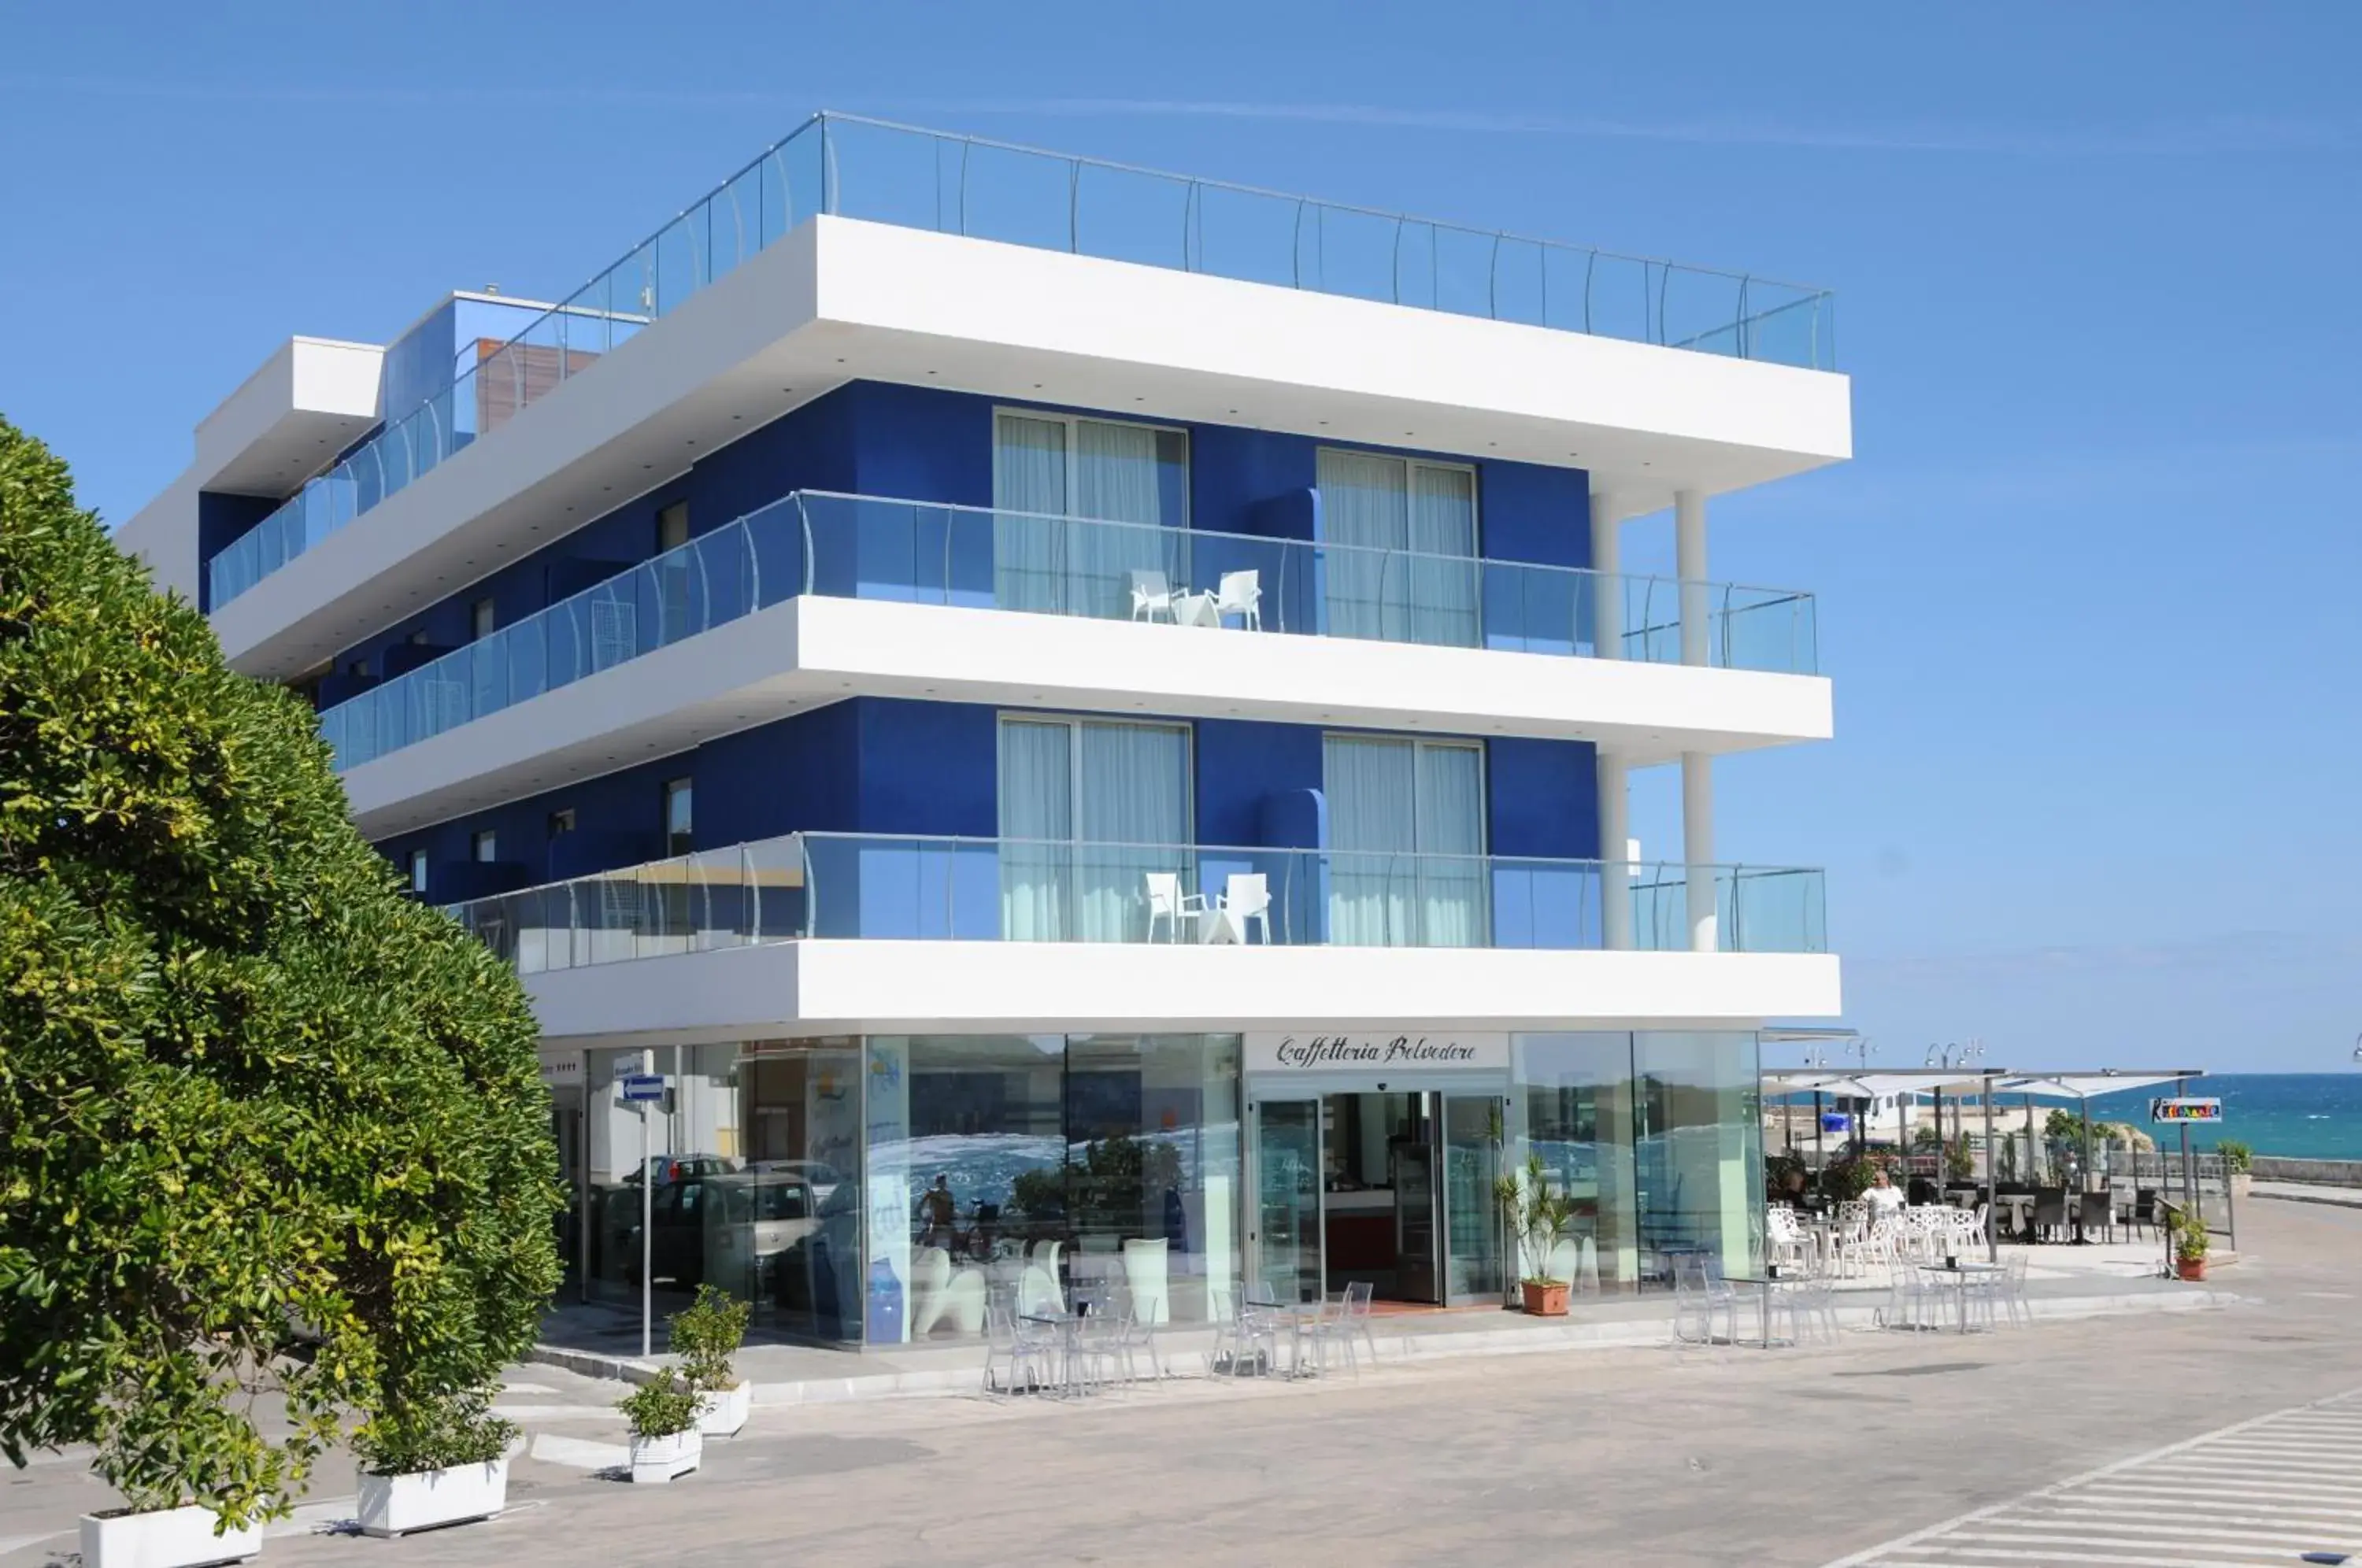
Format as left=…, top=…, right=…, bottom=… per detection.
left=998, top=716, right=1190, bottom=941
left=864, top=1034, right=1240, bottom=1344
left=1519, top=1033, right=1642, bottom=1292
left=580, top=1041, right=863, bottom=1346
left=1514, top=1030, right=1763, bottom=1292
left=1323, top=734, right=1486, bottom=945
left=993, top=410, right=1190, bottom=618
left=1316, top=449, right=1479, bottom=646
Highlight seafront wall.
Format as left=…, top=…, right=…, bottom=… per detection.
left=2253, top=1156, right=2362, bottom=1187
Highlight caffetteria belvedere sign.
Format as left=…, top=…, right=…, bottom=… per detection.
left=1245, top=1032, right=1510, bottom=1074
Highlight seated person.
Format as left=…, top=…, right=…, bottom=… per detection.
left=1863, top=1168, right=1906, bottom=1218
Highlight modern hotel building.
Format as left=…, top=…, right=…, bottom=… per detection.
left=119, top=114, right=1846, bottom=1348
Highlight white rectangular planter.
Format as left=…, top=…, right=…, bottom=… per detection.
left=79, top=1504, right=261, bottom=1568
left=629, top=1429, right=702, bottom=1485
left=696, top=1381, right=750, bottom=1438
left=355, top=1457, right=509, bottom=1538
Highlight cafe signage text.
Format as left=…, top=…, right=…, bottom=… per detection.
left=1245, top=1031, right=1511, bottom=1075
left=2149, top=1096, right=2223, bottom=1125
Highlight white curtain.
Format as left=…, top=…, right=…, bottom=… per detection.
left=1317, top=449, right=1405, bottom=641
left=1316, top=450, right=1479, bottom=646
left=1076, top=722, right=1189, bottom=940
left=998, top=719, right=1072, bottom=939
left=1072, top=421, right=1175, bottom=621
left=994, top=414, right=1066, bottom=613
left=1325, top=736, right=1484, bottom=945
left=1408, top=465, right=1479, bottom=647
left=1416, top=742, right=1486, bottom=945
left=1324, top=735, right=1416, bottom=944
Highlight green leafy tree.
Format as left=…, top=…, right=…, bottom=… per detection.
left=0, top=418, right=562, bottom=1522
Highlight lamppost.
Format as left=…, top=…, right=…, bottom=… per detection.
left=1846, top=1038, right=1876, bottom=1158
left=1922, top=1040, right=1986, bottom=1185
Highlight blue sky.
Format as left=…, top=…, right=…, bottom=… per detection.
left=2, top=4, right=2356, bottom=1070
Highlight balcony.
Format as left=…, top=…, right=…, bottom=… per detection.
left=320, top=492, right=1816, bottom=772
left=448, top=832, right=1827, bottom=975
left=207, top=111, right=1836, bottom=610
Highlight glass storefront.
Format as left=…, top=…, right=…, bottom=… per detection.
left=864, top=1034, right=1242, bottom=1344
left=556, top=1026, right=1758, bottom=1346
left=1516, top=1030, right=1763, bottom=1289
left=579, top=1038, right=863, bottom=1345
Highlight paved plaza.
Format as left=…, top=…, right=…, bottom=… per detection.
left=6, top=1196, right=2357, bottom=1566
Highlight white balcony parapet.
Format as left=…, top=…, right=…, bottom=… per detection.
left=322, top=490, right=1818, bottom=772
left=208, top=113, right=1836, bottom=612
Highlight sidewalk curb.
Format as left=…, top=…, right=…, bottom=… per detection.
left=528, top=1286, right=2234, bottom=1404
left=2252, top=1186, right=2362, bottom=1211
left=524, top=1344, right=662, bottom=1385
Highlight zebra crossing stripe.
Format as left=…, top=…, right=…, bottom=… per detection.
left=1823, top=1387, right=2362, bottom=1568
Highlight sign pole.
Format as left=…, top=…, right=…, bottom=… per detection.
left=2176, top=1074, right=2196, bottom=1243
left=640, top=1097, right=653, bottom=1360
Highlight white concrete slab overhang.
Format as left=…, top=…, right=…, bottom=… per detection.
left=215, top=215, right=1853, bottom=681
left=520, top=940, right=1844, bottom=1050
left=338, top=594, right=1834, bottom=839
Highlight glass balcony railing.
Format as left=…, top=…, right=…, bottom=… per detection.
left=318, top=491, right=1817, bottom=771
left=446, top=833, right=1827, bottom=974
left=210, top=112, right=1834, bottom=610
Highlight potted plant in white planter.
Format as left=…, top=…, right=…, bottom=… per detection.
left=78, top=1502, right=261, bottom=1568
left=351, top=1386, right=516, bottom=1538
left=1494, top=1152, right=1578, bottom=1317
left=618, top=1376, right=704, bottom=1484
left=672, top=1285, right=753, bottom=1438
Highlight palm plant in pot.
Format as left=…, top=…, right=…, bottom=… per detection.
left=351, top=1388, right=516, bottom=1538
left=618, top=1376, right=705, bottom=1484
left=1494, top=1153, right=1579, bottom=1316
left=673, top=1285, right=753, bottom=1438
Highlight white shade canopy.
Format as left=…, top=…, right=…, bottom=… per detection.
left=1993, top=1072, right=2197, bottom=1101
left=1762, top=1069, right=2004, bottom=1100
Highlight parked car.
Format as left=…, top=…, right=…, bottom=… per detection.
left=747, top=1159, right=843, bottom=1204
left=620, top=1152, right=738, bottom=1186
left=702, top=1173, right=821, bottom=1300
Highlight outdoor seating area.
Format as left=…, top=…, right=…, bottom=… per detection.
left=1129, top=568, right=1262, bottom=631
left=1143, top=870, right=1272, bottom=945
left=983, top=1278, right=1379, bottom=1399
left=1675, top=1198, right=2032, bottom=1352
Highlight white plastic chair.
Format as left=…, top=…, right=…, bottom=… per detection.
left=1219, top=873, right=1272, bottom=944
left=1213, top=569, right=1262, bottom=631
left=1129, top=570, right=1176, bottom=623
left=1142, top=872, right=1205, bottom=943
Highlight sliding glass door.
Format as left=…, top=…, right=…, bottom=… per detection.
left=998, top=716, right=1190, bottom=941
left=994, top=412, right=1190, bottom=619
left=1316, top=449, right=1479, bottom=645
left=1324, top=734, right=1486, bottom=945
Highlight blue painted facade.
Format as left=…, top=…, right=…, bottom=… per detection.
left=383, top=695, right=1599, bottom=926
left=316, top=381, right=1590, bottom=682
left=350, top=378, right=1604, bottom=914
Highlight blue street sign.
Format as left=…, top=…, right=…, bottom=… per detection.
left=620, top=1073, right=668, bottom=1104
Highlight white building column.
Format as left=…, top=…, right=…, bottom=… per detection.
left=1675, top=488, right=1709, bottom=668
left=1674, top=489, right=1717, bottom=951
left=1683, top=752, right=1716, bottom=952
left=1589, top=490, right=1624, bottom=660
left=1597, top=751, right=1631, bottom=949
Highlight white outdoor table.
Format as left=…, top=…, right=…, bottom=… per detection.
left=1172, top=593, right=1221, bottom=628
left=1927, top=1261, right=2003, bottom=1333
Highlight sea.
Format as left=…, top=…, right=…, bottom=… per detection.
left=2079, top=1073, right=2362, bottom=1161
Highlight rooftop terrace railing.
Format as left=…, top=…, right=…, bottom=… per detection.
left=209, top=112, right=1835, bottom=609
left=446, top=832, right=1828, bottom=974
left=317, top=490, right=1817, bottom=771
